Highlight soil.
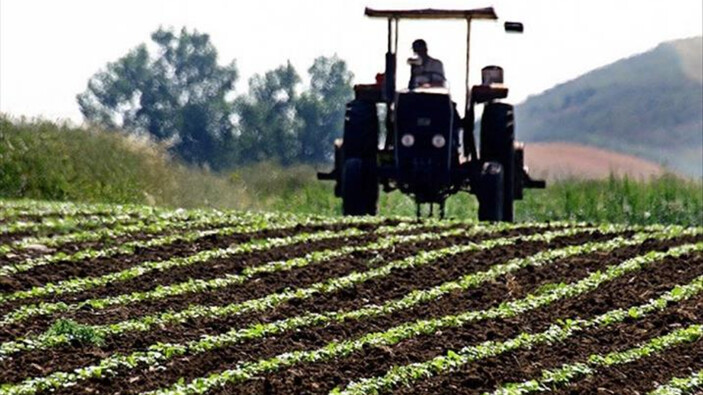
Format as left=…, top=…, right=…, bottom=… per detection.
left=0, top=225, right=547, bottom=340
left=219, top=249, right=703, bottom=394
left=552, top=341, right=703, bottom=395
left=0, top=219, right=243, bottom=266
left=0, top=221, right=388, bottom=295
left=0, top=227, right=598, bottom=383
left=0, top=213, right=163, bottom=246
left=0, top=218, right=700, bottom=395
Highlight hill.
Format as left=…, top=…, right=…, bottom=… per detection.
left=524, top=142, right=667, bottom=180
left=515, top=36, right=703, bottom=177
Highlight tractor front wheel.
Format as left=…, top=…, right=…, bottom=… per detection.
left=341, top=157, right=378, bottom=216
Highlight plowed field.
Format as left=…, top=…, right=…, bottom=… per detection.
left=0, top=200, right=701, bottom=395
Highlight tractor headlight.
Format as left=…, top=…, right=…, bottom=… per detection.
left=401, top=134, right=415, bottom=147
left=432, top=134, right=446, bottom=148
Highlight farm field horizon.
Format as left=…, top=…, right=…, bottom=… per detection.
left=0, top=199, right=700, bottom=394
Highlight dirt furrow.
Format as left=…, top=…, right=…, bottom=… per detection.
left=0, top=221, right=382, bottom=296
left=0, top=223, right=470, bottom=339
left=0, top=227, right=602, bottom=382
left=0, top=232, right=381, bottom=312
left=551, top=341, right=703, bottom=395
left=390, top=263, right=703, bottom=394
left=216, top=249, right=703, bottom=394
left=0, top=227, right=404, bottom=341
left=55, top=226, right=551, bottom=325
left=25, top=230, right=643, bottom=394
left=0, top=220, right=231, bottom=266
left=0, top=215, right=155, bottom=245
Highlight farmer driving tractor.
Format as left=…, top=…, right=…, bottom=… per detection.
left=408, top=39, right=446, bottom=89
left=317, top=7, right=545, bottom=221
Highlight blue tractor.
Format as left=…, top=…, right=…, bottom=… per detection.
left=318, top=7, right=545, bottom=221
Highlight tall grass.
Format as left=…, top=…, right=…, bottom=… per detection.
left=0, top=116, right=247, bottom=209
left=1, top=116, right=701, bottom=225
left=516, top=174, right=702, bottom=225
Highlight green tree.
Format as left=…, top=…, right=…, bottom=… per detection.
left=234, top=62, right=302, bottom=165
left=77, top=27, right=238, bottom=169
left=296, top=55, right=354, bottom=163
left=234, top=56, right=353, bottom=165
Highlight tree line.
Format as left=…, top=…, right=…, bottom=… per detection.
left=77, top=27, right=353, bottom=170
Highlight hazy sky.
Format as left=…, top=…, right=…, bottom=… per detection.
left=1, top=0, right=701, bottom=123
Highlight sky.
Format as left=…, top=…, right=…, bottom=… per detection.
left=1, top=0, right=701, bottom=123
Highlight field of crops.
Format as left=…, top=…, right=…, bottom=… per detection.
left=0, top=199, right=700, bottom=395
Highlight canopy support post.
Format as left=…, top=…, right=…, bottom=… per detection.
left=464, top=17, right=472, bottom=117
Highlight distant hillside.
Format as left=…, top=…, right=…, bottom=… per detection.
left=516, top=36, right=702, bottom=177
left=524, top=142, right=666, bottom=180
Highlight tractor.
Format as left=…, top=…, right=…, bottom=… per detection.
left=317, top=7, right=545, bottom=221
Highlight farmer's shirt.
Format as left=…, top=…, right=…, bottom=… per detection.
left=409, top=56, right=446, bottom=89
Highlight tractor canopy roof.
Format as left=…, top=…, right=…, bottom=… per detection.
left=364, top=7, right=498, bottom=20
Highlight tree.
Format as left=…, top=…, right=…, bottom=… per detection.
left=234, top=62, right=302, bottom=165
left=234, top=56, right=353, bottom=165
left=296, top=55, right=354, bottom=163
left=77, top=27, right=238, bottom=169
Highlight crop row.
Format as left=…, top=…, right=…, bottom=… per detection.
left=0, top=221, right=542, bottom=328
left=0, top=222, right=542, bottom=355
left=0, top=201, right=235, bottom=237
left=0, top=209, right=391, bottom=277
left=0, top=201, right=330, bottom=233
left=0, top=203, right=393, bottom=258
left=0, top=210, right=160, bottom=237
left=36, top=226, right=669, bottom=377
left=649, top=370, right=703, bottom=395
left=2, top=202, right=698, bottom=394
left=0, top=200, right=409, bottom=227
left=140, top=243, right=703, bottom=395
left=335, top=267, right=703, bottom=395
left=486, top=324, right=701, bottom=395
left=0, top=209, right=255, bottom=256
left=0, top=212, right=268, bottom=275
left=0, top=201, right=229, bottom=224
left=0, top=200, right=166, bottom=220
left=0, top=225, right=657, bottom=392
left=0, top=227, right=369, bottom=303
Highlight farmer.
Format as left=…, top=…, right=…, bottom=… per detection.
left=408, top=39, right=446, bottom=89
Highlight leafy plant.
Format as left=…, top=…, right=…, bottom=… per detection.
left=45, top=319, right=105, bottom=347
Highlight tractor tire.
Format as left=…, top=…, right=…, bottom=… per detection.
left=481, top=102, right=515, bottom=222
left=343, top=100, right=379, bottom=159
left=514, top=143, right=525, bottom=200
left=477, top=161, right=504, bottom=222
left=342, top=157, right=379, bottom=216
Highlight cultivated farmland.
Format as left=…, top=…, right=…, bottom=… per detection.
left=0, top=200, right=701, bottom=394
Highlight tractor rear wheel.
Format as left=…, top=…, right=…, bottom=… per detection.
left=340, top=99, right=379, bottom=216
left=481, top=103, right=515, bottom=222
left=343, top=100, right=379, bottom=159
left=341, top=157, right=378, bottom=216
left=477, top=161, right=504, bottom=222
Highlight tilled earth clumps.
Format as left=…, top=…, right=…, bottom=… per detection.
left=0, top=200, right=700, bottom=394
